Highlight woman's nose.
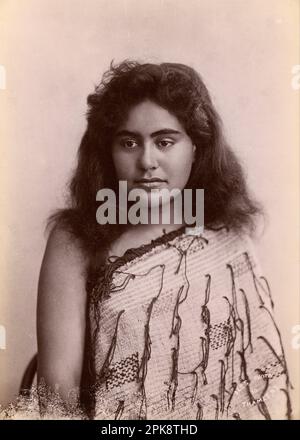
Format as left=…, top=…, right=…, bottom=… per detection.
left=138, top=144, right=159, bottom=171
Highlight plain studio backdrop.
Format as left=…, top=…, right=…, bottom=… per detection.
left=0, top=0, right=299, bottom=417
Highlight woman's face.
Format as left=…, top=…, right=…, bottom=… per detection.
left=111, top=100, right=195, bottom=205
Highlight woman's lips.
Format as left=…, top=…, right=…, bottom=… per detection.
left=134, top=181, right=167, bottom=190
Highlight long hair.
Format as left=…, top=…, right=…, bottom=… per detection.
left=48, top=59, right=264, bottom=275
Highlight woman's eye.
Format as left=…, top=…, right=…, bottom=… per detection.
left=121, top=139, right=138, bottom=149
left=157, top=139, right=174, bottom=148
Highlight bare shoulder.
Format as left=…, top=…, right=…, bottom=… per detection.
left=37, top=224, right=89, bottom=328
left=41, top=225, right=88, bottom=275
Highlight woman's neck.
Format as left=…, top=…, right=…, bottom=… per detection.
left=125, top=199, right=185, bottom=238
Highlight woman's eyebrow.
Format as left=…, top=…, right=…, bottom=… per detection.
left=150, top=129, right=182, bottom=137
left=115, top=130, right=140, bottom=138
left=115, top=129, right=182, bottom=138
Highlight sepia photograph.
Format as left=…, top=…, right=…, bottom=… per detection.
left=0, top=0, right=299, bottom=421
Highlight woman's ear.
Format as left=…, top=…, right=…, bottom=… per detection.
left=192, top=145, right=196, bottom=162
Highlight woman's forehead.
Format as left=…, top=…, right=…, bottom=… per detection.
left=117, top=100, right=186, bottom=134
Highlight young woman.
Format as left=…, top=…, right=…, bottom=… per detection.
left=4, top=61, right=293, bottom=420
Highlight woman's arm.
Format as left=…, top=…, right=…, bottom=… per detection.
left=36, top=226, right=88, bottom=411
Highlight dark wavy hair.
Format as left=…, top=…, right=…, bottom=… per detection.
left=48, top=59, right=264, bottom=272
